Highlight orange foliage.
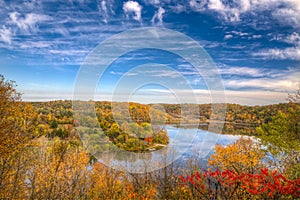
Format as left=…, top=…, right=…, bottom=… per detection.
left=208, top=137, right=264, bottom=173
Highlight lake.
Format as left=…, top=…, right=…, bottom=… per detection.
left=97, top=125, right=248, bottom=173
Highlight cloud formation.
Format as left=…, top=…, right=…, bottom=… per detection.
left=224, top=68, right=300, bottom=92
left=0, top=25, right=12, bottom=44
left=151, top=7, right=165, bottom=25
left=98, top=0, right=109, bottom=23
left=8, top=12, right=50, bottom=33
left=123, top=1, right=143, bottom=22
left=252, top=47, right=300, bottom=60
left=188, top=0, right=300, bottom=26
left=253, top=32, right=300, bottom=60
left=220, top=66, right=262, bottom=77
left=97, top=0, right=115, bottom=24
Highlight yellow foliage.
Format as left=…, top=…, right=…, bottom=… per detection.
left=208, top=137, right=264, bottom=173
left=26, top=137, right=91, bottom=199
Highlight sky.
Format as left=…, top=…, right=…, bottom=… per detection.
left=0, top=0, right=299, bottom=105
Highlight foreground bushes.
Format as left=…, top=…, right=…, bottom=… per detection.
left=180, top=168, right=300, bottom=199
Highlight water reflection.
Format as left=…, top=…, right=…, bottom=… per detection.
left=97, top=125, right=245, bottom=172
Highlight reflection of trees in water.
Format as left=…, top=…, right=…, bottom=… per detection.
left=102, top=150, right=153, bottom=163
left=221, top=123, right=256, bottom=135
left=174, top=123, right=256, bottom=136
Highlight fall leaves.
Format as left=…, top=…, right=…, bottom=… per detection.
left=208, top=137, right=264, bottom=173
left=1, top=74, right=300, bottom=199
left=0, top=75, right=38, bottom=198
left=180, top=133, right=300, bottom=199
left=180, top=168, right=300, bottom=199
left=25, top=138, right=90, bottom=199
left=0, top=77, right=37, bottom=156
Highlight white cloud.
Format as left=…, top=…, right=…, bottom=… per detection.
left=19, top=41, right=52, bottom=49
left=98, top=0, right=109, bottom=23
left=253, top=32, right=300, bottom=60
left=151, top=7, right=165, bottom=25
left=123, top=1, right=143, bottom=22
left=22, top=0, right=42, bottom=10
left=225, top=78, right=298, bottom=92
left=189, top=0, right=208, bottom=11
left=0, top=25, right=12, bottom=44
left=169, top=4, right=187, bottom=13
left=239, top=0, right=251, bottom=12
left=272, top=8, right=300, bottom=28
left=224, top=34, right=233, bottom=40
left=285, top=32, right=300, bottom=44
left=252, top=34, right=262, bottom=39
left=49, top=49, right=89, bottom=56
left=224, top=69, right=300, bottom=92
left=208, top=0, right=225, bottom=11
left=253, top=47, right=300, bottom=60
left=189, top=0, right=300, bottom=25
left=286, top=0, right=300, bottom=11
left=110, top=71, right=138, bottom=76
left=207, top=0, right=241, bottom=22
left=8, top=12, right=51, bottom=33
left=231, top=31, right=248, bottom=36
left=97, top=0, right=115, bottom=24
left=121, top=69, right=194, bottom=78
left=220, top=66, right=262, bottom=77
left=147, top=0, right=161, bottom=5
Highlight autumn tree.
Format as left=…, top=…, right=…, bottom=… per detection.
left=0, top=75, right=38, bottom=198
left=26, top=137, right=91, bottom=200
left=208, top=137, right=265, bottom=173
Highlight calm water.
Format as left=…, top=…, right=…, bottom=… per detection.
left=98, top=125, right=246, bottom=173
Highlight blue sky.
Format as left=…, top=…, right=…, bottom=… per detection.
left=0, top=0, right=299, bottom=105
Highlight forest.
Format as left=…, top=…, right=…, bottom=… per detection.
left=30, top=97, right=299, bottom=141
left=1, top=74, right=299, bottom=199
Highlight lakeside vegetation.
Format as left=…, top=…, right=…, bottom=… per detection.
left=1, top=75, right=299, bottom=199
left=29, top=97, right=299, bottom=141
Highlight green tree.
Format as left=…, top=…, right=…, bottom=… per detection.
left=257, top=88, right=300, bottom=179
left=50, top=119, right=58, bottom=128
